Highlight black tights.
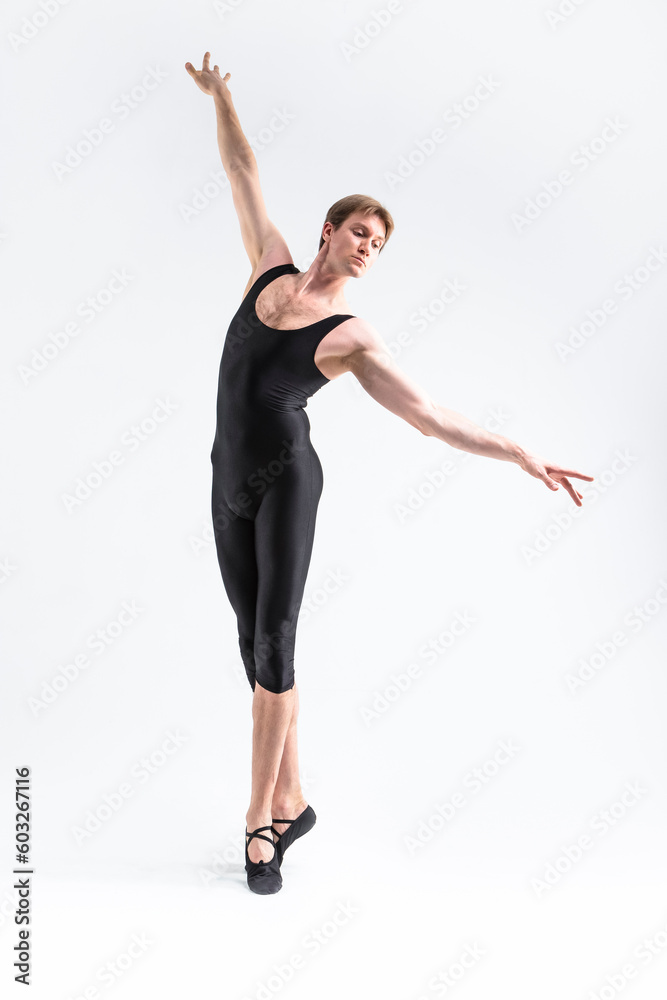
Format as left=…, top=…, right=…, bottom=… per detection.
left=211, top=445, right=323, bottom=694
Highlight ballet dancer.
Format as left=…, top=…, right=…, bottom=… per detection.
left=185, top=52, right=595, bottom=894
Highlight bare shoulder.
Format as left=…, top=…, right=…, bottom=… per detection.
left=315, top=316, right=390, bottom=382
left=242, top=231, right=295, bottom=298
left=334, top=316, right=390, bottom=365
left=342, top=316, right=385, bottom=350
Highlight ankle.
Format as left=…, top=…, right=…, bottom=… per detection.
left=271, top=795, right=306, bottom=816
left=246, top=809, right=273, bottom=830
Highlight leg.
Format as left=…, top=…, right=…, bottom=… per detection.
left=270, top=680, right=317, bottom=864
left=211, top=478, right=258, bottom=689
left=243, top=476, right=315, bottom=861
left=246, top=457, right=321, bottom=859
left=271, top=683, right=309, bottom=836
left=245, top=682, right=295, bottom=863
left=215, top=448, right=322, bottom=873
left=211, top=485, right=288, bottom=863
left=251, top=451, right=322, bottom=695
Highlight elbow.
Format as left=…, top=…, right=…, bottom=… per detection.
left=415, top=401, right=438, bottom=437
left=227, top=156, right=256, bottom=174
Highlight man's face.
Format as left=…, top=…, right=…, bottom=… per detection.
left=325, top=213, right=386, bottom=275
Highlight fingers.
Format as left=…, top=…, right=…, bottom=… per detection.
left=185, top=53, right=229, bottom=81
left=562, top=479, right=583, bottom=507
left=562, top=470, right=595, bottom=481
left=552, top=468, right=595, bottom=481
left=535, top=460, right=590, bottom=505
left=543, top=458, right=595, bottom=483
left=539, top=468, right=559, bottom=491
left=558, top=477, right=585, bottom=507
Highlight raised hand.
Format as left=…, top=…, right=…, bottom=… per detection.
left=520, top=452, right=594, bottom=506
left=185, top=51, right=231, bottom=97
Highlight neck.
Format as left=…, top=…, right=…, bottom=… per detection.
left=294, top=247, right=350, bottom=306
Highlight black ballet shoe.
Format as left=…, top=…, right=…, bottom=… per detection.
left=272, top=805, right=317, bottom=866
left=245, top=825, right=282, bottom=894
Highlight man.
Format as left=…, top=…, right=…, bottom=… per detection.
left=185, top=52, right=594, bottom=894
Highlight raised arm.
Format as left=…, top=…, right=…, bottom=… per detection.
left=185, top=52, right=290, bottom=280
left=342, top=321, right=595, bottom=506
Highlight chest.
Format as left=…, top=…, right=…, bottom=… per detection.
left=254, top=275, right=348, bottom=330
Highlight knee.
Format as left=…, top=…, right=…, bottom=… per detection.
left=255, top=654, right=295, bottom=694
left=254, top=667, right=295, bottom=695
left=255, top=624, right=296, bottom=693
left=254, top=675, right=295, bottom=696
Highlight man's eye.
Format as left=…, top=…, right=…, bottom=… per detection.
left=354, top=230, right=380, bottom=248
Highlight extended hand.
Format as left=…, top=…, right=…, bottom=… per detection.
left=520, top=452, right=594, bottom=507
left=185, top=51, right=230, bottom=97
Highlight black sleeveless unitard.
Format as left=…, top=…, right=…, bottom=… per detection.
left=210, top=263, right=355, bottom=693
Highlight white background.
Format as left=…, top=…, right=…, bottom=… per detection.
left=2, top=0, right=667, bottom=997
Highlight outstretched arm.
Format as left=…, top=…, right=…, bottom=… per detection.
left=185, top=52, right=289, bottom=274
left=185, top=52, right=251, bottom=171
left=342, top=321, right=594, bottom=506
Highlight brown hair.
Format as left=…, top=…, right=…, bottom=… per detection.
left=318, top=194, right=394, bottom=253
